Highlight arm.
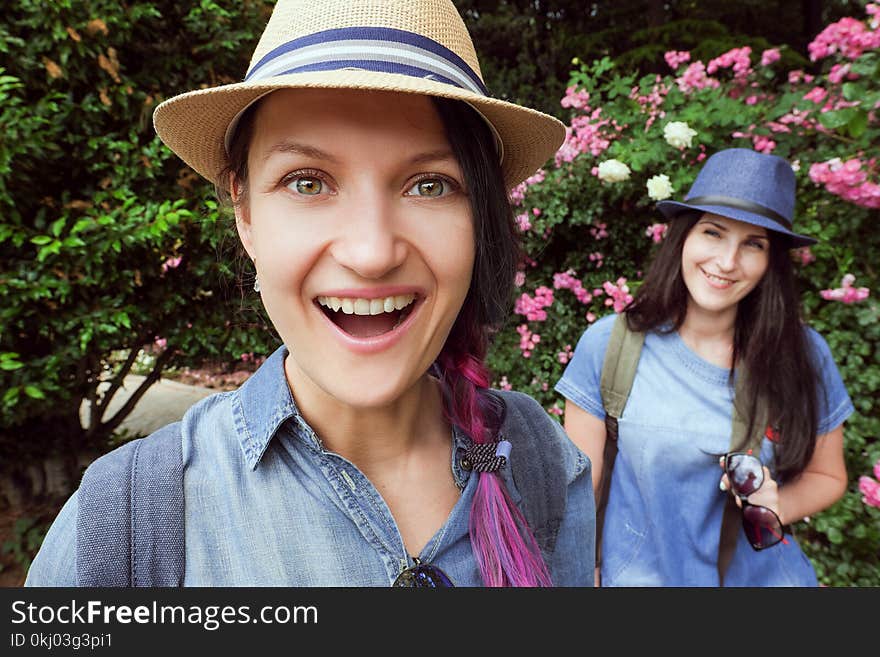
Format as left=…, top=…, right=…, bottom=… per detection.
left=722, top=424, right=848, bottom=524
left=563, top=399, right=607, bottom=587
left=563, top=399, right=606, bottom=498
left=777, top=424, right=847, bottom=524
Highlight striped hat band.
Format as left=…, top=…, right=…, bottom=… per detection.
left=246, top=27, right=488, bottom=96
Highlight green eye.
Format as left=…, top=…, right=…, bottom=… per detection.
left=294, top=177, right=323, bottom=195
left=412, top=179, right=444, bottom=197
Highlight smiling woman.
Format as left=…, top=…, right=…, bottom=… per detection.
left=556, top=148, right=853, bottom=587
left=24, top=0, right=595, bottom=588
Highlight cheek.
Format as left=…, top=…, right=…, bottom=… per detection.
left=680, top=239, right=701, bottom=276
left=745, top=252, right=770, bottom=284
left=437, top=221, right=475, bottom=295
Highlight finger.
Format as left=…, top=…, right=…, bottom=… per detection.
left=719, top=473, right=730, bottom=492
left=761, top=466, right=778, bottom=489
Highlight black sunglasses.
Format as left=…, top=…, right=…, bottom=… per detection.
left=723, top=451, right=789, bottom=551
left=392, top=558, right=455, bottom=588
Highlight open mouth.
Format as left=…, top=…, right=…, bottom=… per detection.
left=316, top=293, right=418, bottom=338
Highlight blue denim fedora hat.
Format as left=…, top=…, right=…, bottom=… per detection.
left=656, top=148, right=817, bottom=247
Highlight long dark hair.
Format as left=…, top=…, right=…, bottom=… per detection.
left=219, top=94, right=551, bottom=586
left=626, top=212, right=821, bottom=482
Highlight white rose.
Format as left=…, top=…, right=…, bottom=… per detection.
left=663, top=121, right=698, bottom=149
left=597, top=159, right=631, bottom=183
left=646, top=174, right=674, bottom=200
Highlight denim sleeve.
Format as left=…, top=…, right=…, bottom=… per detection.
left=554, top=313, right=616, bottom=420
left=548, top=418, right=595, bottom=587
left=24, top=491, right=78, bottom=587
left=805, top=326, right=855, bottom=436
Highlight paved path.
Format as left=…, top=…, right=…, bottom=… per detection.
left=80, top=375, right=217, bottom=437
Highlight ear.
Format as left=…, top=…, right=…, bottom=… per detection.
left=231, top=175, right=256, bottom=260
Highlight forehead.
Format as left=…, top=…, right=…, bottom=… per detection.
left=249, top=88, right=450, bottom=158
left=699, top=213, right=769, bottom=237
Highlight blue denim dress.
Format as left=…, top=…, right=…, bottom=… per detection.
left=556, top=314, right=854, bottom=587
left=27, top=346, right=594, bottom=587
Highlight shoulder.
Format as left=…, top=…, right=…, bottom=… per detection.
left=24, top=492, right=79, bottom=586
left=82, top=420, right=184, bottom=483
left=569, top=313, right=619, bottom=368
left=554, top=313, right=621, bottom=418
left=801, top=324, right=835, bottom=362
left=490, top=388, right=590, bottom=484
left=577, top=313, right=618, bottom=351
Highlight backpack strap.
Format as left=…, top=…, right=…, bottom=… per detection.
left=76, top=422, right=185, bottom=587
left=485, top=390, right=569, bottom=563
left=596, top=312, right=645, bottom=568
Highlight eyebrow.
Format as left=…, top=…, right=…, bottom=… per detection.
left=260, top=142, right=456, bottom=168
left=405, top=149, right=457, bottom=167
left=261, top=141, right=340, bottom=164
left=701, top=219, right=768, bottom=240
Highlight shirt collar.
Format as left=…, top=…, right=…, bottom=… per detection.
left=232, top=346, right=477, bottom=474
left=232, top=344, right=305, bottom=470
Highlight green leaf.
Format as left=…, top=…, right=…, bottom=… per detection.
left=3, top=387, right=19, bottom=405
left=817, top=108, right=857, bottom=130
left=50, top=217, right=65, bottom=237
left=827, top=527, right=844, bottom=545
left=841, top=82, right=864, bottom=102
left=23, top=386, right=45, bottom=399
left=845, top=110, right=868, bottom=138
left=30, top=235, right=52, bottom=245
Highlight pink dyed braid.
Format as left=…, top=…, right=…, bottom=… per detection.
left=437, top=323, right=552, bottom=587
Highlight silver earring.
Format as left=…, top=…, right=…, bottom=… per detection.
left=253, top=275, right=261, bottom=293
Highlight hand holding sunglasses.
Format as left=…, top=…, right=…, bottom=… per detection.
left=720, top=451, right=789, bottom=551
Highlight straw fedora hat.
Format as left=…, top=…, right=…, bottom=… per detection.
left=153, top=0, right=566, bottom=189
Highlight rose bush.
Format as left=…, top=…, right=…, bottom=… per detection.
left=487, top=3, right=880, bottom=586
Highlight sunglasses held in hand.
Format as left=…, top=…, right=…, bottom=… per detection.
left=723, top=451, right=789, bottom=551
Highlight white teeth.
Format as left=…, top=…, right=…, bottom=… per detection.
left=317, top=293, right=416, bottom=316
left=701, top=268, right=733, bottom=285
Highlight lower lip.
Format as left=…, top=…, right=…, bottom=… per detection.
left=700, top=268, right=734, bottom=290
left=314, top=299, right=422, bottom=355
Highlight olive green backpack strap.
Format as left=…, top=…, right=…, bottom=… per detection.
left=717, top=370, right=767, bottom=585
left=596, top=312, right=645, bottom=569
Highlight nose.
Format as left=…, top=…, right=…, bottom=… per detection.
left=716, top=241, right=739, bottom=272
left=328, top=193, right=407, bottom=279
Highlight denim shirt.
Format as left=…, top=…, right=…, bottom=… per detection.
left=555, top=314, right=854, bottom=587
left=27, top=346, right=594, bottom=587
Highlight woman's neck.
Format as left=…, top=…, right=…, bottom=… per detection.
left=284, top=363, right=450, bottom=469
left=679, top=302, right=737, bottom=368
